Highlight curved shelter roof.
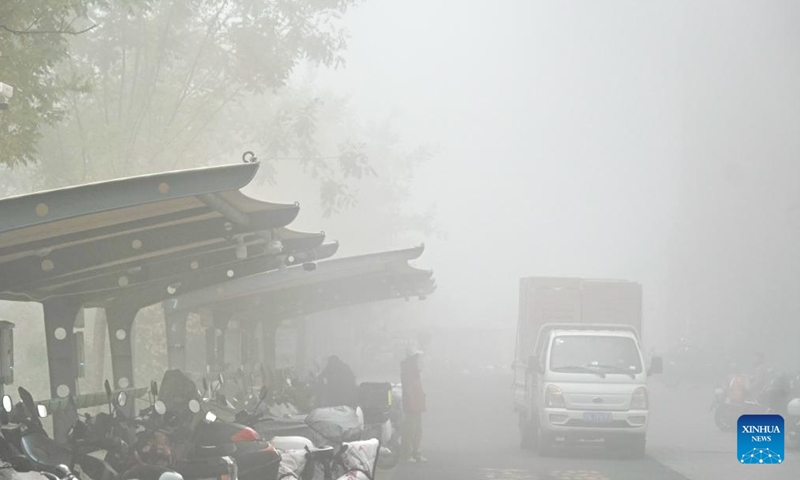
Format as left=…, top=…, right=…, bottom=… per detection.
left=0, top=163, right=328, bottom=308
left=164, top=245, right=436, bottom=321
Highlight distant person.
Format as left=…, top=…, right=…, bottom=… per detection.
left=401, top=349, right=427, bottom=463
left=316, top=355, right=357, bottom=408
left=747, top=351, right=769, bottom=400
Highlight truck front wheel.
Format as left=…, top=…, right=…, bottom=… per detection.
left=536, top=428, right=556, bottom=457
left=608, top=434, right=646, bottom=459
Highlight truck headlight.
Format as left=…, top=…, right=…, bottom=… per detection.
left=545, top=385, right=565, bottom=408
left=631, top=386, right=648, bottom=410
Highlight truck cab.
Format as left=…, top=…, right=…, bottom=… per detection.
left=520, top=323, right=661, bottom=456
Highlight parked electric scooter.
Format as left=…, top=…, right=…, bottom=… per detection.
left=0, top=413, right=74, bottom=480
left=153, top=371, right=282, bottom=480
left=2, top=386, right=184, bottom=480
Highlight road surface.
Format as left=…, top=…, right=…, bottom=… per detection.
left=383, top=366, right=796, bottom=480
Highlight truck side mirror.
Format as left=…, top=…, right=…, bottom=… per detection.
left=649, top=356, right=664, bottom=375
left=527, top=356, right=544, bottom=374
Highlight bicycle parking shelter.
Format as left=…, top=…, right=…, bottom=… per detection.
left=0, top=161, right=435, bottom=439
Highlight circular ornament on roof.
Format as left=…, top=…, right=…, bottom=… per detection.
left=35, top=203, right=49, bottom=217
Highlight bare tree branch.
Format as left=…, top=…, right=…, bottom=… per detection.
left=0, top=23, right=98, bottom=35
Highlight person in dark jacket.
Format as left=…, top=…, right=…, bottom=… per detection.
left=316, top=355, right=357, bottom=408
left=400, top=350, right=427, bottom=462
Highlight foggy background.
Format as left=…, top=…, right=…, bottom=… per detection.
left=3, top=0, right=800, bottom=390
left=298, top=0, right=800, bottom=365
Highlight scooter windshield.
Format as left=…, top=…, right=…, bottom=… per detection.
left=158, top=369, right=203, bottom=413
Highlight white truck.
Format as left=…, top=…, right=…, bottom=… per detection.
left=511, top=277, right=662, bottom=458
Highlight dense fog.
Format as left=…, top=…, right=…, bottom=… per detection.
left=1, top=1, right=800, bottom=479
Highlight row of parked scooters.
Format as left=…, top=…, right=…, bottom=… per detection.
left=0, top=368, right=402, bottom=480
left=709, top=370, right=800, bottom=448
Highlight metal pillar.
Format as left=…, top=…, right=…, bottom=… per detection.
left=240, top=316, right=257, bottom=371
left=205, top=327, right=217, bottom=373
left=261, top=319, right=278, bottom=370
left=295, top=318, right=307, bottom=376
left=105, top=304, right=137, bottom=390
left=208, top=306, right=236, bottom=373
left=165, top=311, right=189, bottom=371
left=42, top=298, right=81, bottom=443
left=105, top=304, right=138, bottom=417
left=213, top=314, right=229, bottom=373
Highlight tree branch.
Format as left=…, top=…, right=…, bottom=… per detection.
left=0, top=23, right=98, bottom=35
left=165, top=0, right=229, bottom=128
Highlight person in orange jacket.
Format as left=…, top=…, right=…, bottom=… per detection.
left=400, top=349, right=427, bottom=462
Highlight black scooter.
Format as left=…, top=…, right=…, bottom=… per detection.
left=146, top=373, right=281, bottom=480
left=2, top=386, right=184, bottom=480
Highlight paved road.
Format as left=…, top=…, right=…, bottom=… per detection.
left=382, top=367, right=797, bottom=480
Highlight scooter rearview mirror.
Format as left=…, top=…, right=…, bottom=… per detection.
left=36, top=404, right=48, bottom=419
left=154, top=400, right=167, bottom=415
left=104, top=380, right=112, bottom=398
left=188, top=399, right=201, bottom=413
left=151, top=381, right=158, bottom=397
left=2, top=395, right=12, bottom=413
left=117, top=391, right=128, bottom=407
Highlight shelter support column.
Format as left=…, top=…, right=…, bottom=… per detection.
left=105, top=304, right=137, bottom=391
left=261, top=319, right=279, bottom=371
left=240, top=315, right=257, bottom=371
left=165, top=311, right=189, bottom=371
left=105, top=304, right=138, bottom=417
left=42, top=298, right=82, bottom=443
left=213, top=309, right=233, bottom=373
left=295, top=318, right=307, bottom=375
left=205, top=326, right=217, bottom=374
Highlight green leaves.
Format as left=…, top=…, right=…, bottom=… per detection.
left=0, top=0, right=94, bottom=167
left=1, top=0, right=436, bottom=241
left=1, top=0, right=359, bottom=174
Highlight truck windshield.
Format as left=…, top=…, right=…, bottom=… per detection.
left=549, top=335, right=643, bottom=375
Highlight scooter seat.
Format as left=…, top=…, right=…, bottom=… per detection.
left=270, top=436, right=314, bottom=452
left=20, top=433, right=73, bottom=470
left=189, top=443, right=237, bottom=459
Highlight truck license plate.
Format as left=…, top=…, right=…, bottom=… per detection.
left=584, top=412, right=612, bottom=423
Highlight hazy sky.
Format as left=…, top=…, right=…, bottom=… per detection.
left=257, top=1, right=800, bottom=351
left=295, top=1, right=692, bottom=336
